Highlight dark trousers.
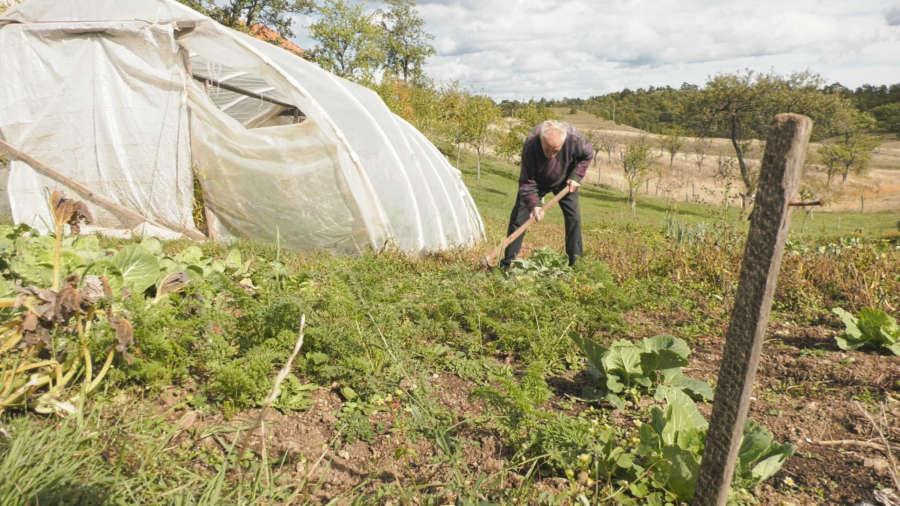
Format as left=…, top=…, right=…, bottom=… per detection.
left=500, top=185, right=582, bottom=269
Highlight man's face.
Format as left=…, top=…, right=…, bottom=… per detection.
left=541, top=132, right=565, bottom=159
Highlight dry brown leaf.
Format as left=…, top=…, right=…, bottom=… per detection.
left=54, top=285, right=81, bottom=325
left=81, top=275, right=105, bottom=306
left=64, top=273, right=80, bottom=287
left=115, top=319, right=134, bottom=365
left=100, top=276, right=112, bottom=298
left=51, top=190, right=93, bottom=234
left=158, top=272, right=190, bottom=297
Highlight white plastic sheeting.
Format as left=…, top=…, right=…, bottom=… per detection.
left=0, top=21, right=195, bottom=240
left=0, top=0, right=484, bottom=254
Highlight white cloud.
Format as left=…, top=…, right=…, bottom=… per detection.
left=413, top=0, right=900, bottom=100
left=288, top=0, right=900, bottom=100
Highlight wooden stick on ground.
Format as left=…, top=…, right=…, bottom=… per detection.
left=812, top=439, right=900, bottom=453
left=237, top=314, right=307, bottom=455
left=482, top=186, right=570, bottom=268
left=0, top=139, right=207, bottom=242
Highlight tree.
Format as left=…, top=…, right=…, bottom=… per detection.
left=374, top=76, right=443, bottom=141
left=618, top=136, right=657, bottom=200
left=494, top=126, right=523, bottom=165
left=308, top=0, right=385, bottom=82
left=595, top=131, right=619, bottom=164
left=439, top=83, right=468, bottom=168
left=687, top=70, right=846, bottom=195
left=176, top=0, right=314, bottom=37
left=660, top=127, right=685, bottom=166
left=691, top=137, right=712, bottom=173
left=463, top=93, right=500, bottom=179
left=876, top=102, right=900, bottom=135
left=378, top=0, right=435, bottom=83
left=816, top=109, right=880, bottom=184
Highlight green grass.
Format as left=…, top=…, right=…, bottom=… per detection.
left=452, top=146, right=898, bottom=242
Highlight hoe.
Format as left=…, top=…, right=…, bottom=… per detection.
left=482, top=186, right=570, bottom=269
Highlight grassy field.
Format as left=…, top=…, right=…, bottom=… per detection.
left=458, top=144, right=899, bottom=244
left=1, top=148, right=899, bottom=505
left=550, top=108, right=900, bottom=216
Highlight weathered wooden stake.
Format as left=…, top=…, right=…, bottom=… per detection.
left=693, top=114, right=812, bottom=506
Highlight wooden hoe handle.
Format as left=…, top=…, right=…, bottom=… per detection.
left=483, top=186, right=570, bottom=266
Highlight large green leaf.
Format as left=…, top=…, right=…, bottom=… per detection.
left=570, top=333, right=609, bottom=374
left=642, top=334, right=691, bottom=359
left=660, top=445, right=701, bottom=501
left=178, top=246, right=204, bottom=264
left=225, top=249, right=242, bottom=271
left=113, top=244, right=161, bottom=295
left=666, top=371, right=715, bottom=401
left=833, top=307, right=866, bottom=350
left=604, top=344, right=643, bottom=377
left=140, top=237, right=165, bottom=256
left=640, top=349, right=689, bottom=374
left=658, top=385, right=708, bottom=444
left=737, top=420, right=775, bottom=471
left=750, top=453, right=790, bottom=485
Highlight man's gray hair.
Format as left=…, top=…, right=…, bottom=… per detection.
left=540, top=120, right=568, bottom=141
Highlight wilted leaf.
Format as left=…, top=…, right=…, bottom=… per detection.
left=115, top=319, right=134, bottom=365
left=81, top=275, right=105, bottom=305
left=158, top=272, right=190, bottom=297
left=54, top=285, right=82, bottom=325
left=51, top=190, right=93, bottom=234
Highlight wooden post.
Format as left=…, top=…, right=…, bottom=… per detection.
left=861, top=195, right=865, bottom=213
left=693, top=114, right=811, bottom=506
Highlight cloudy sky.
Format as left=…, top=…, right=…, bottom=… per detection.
left=292, top=0, right=900, bottom=101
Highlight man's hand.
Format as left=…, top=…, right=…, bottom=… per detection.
left=567, top=179, right=581, bottom=194
left=531, top=206, right=545, bottom=222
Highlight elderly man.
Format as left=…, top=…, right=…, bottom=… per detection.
left=500, top=120, right=593, bottom=270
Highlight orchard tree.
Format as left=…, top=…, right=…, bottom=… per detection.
left=595, top=130, right=619, bottom=164
left=687, top=70, right=846, bottom=195
left=816, top=109, right=880, bottom=185
left=308, top=0, right=385, bottom=82
left=439, top=83, right=468, bottom=168
left=660, top=127, right=684, bottom=166
left=618, top=135, right=657, bottom=200
left=378, top=0, right=435, bottom=83
left=463, top=93, right=500, bottom=179
left=691, top=137, right=712, bottom=173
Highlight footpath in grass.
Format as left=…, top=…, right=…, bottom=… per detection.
left=0, top=150, right=898, bottom=505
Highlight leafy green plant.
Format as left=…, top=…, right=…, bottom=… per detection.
left=509, top=246, right=571, bottom=278
left=571, top=333, right=714, bottom=410
left=636, top=386, right=794, bottom=504
left=832, top=307, right=900, bottom=355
